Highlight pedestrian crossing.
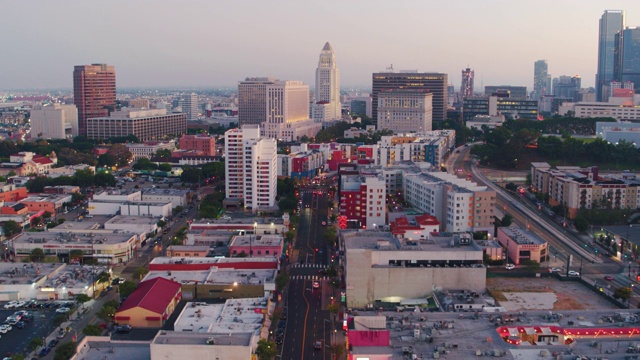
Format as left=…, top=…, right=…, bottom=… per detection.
left=291, top=275, right=331, bottom=281
left=291, top=263, right=325, bottom=268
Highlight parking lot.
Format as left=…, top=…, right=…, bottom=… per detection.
left=0, top=301, right=75, bottom=357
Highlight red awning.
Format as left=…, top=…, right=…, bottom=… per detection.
left=146, top=316, right=161, bottom=321
left=162, top=313, right=169, bottom=320
left=114, top=316, right=130, bottom=321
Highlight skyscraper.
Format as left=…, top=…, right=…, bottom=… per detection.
left=614, top=27, right=640, bottom=92
left=596, top=10, right=625, bottom=101
left=461, top=68, right=474, bottom=99
left=73, top=64, right=116, bottom=136
left=314, top=42, right=341, bottom=121
left=372, top=72, right=448, bottom=123
left=533, top=60, right=549, bottom=100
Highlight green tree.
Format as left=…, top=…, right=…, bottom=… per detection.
left=9, top=354, right=25, bottom=360
left=3, top=220, right=22, bottom=237
left=201, top=161, right=225, bottom=181
left=180, top=165, right=202, bottom=183
left=500, top=213, right=513, bottom=227
left=275, top=271, right=289, bottom=292
left=98, top=153, right=118, bottom=167
left=133, top=267, right=149, bottom=280
left=94, top=172, right=116, bottom=187
left=574, top=216, right=589, bottom=233
left=132, top=158, right=158, bottom=171
left=75, top=294, right=91, bottom=304
left=53, top=314, right=68, bottom=327
left=118, top=280, right=137, bottom=298
left=521, top=259, right=540, bottom=272
left=27, top=337, right=44, bottom=352
left=155, top=149, right=172, bottom=158
left=82, top=324, right=102, bottom=336
left=30, top=248, right=45, bottom=262
left=53, top=341, right=77, bottom=360
left=73, top=169, right=95, bottom=188
left=97, top=305, right=117, bottom=322
left=614, top=286, right=632, bottom=301
left=158, top=163, right=172, bottom=172
left=255, top=339, right=277, bottom=360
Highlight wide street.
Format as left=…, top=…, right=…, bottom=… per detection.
left=281, top=187, right=336, bottom=360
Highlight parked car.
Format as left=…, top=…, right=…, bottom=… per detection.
left=0, top=325, right=11, bottom=333
left=55, top=307, right=70, bottom=314
left=3, top=301, right=17, bottom=310
left=57, top=329, right=66, bottom=339
left=505, top=264, right=515, bottom=270
left=549, top=268, right=561, bottom=273
left=38, top=347, right=51, bottom=357
left=568, top=270, right=580, bottom=276
left=314, top=340, right=323, bottom=350
left=15, top=321, right=25, bottom=329
left=115, top=324, right=132, bottom=333
left=604, top=275, right=614, bottom=281
left=48, top=339, right=59, bottom=348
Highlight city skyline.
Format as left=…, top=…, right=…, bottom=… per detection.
left=2, top=1, right=640, bottom=91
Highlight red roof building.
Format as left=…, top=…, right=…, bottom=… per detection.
left=114, top=277, right=182, bottom=328
left=390, top=214, right=440, bottom=240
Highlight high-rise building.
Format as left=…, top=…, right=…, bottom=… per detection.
left=179, top=93, right=199, bottom=121
left=552, top=75, right=582, bottom=101
left=614, top=27, right=640, bottom=92
left=533, top=60, right=549, bottom=100
left=73, top=64, right=116, bottom=136
left=30, top=104, right=78, bottom=140
left=224, top=125, right=277, bottom=212
left=377, top=91, right=432, bottom=133
left=372, top=72, right=448, bottom=123
left=314, top=42, right=341, bottom=121
left=238, top=78, right=320, bottom=141
left=461, top=68, right=474, bottom=99
left=596, top=10, right=625, bottom=101
left=484, top=85, right=528, bottom=100
left=86, top=108, right=186, bottom=142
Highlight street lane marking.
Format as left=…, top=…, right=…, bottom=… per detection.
left=300, top=279, right=310, bottom=360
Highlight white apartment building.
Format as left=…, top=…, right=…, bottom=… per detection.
left=30, top=103, right=78, bottom=139
left=559, top=101, right=640, bottom=121
left=314, top=42, right=342, bottom=121
left=403, top=169, right=495, bottom=233
left=377, top=91, right=433, bottom=133
left=225, top=125, right=277, bottom=212
left=86, top=108, right=186, bottom=142
left=179, top=93, right=199, bottom=121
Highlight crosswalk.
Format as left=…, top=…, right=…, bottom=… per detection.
left=291, top=275, right=331, bottom=281
left=291, top=263, right=325, bottom=268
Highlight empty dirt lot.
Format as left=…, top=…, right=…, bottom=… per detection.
left=487, top=277, right=619, bottom=311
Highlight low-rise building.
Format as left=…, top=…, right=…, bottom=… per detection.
left=150, top=331, right=255, bottom=360
left=86, top=108, right=187, bottom=142
left=43, top=185, right=80, bottom=195
left=342, top=230, right=486, bottom=309
left=172, top=298, right=268, bottom=336
left=126, top=140, right=176, bottom=160
left=166, top=245, right=210, bottom=258
left=144, top=268, right=276, bottom=300
left=179, top=134, right=216, bottom=157
left=0, top=184, right=27, bottom=202
left=148, top=257, right=279, bottom=272
left=229, top=234, right=283, bottom=258
left=46, top=164, right=95, bottom=178
left=496, top=226, right=548, bottom=265
left=142, top=188, right=192, bottom=208
left=18, top=193, right=72, bottom=214
left=73, top=336, right=150, bottom=360
left=115, top=277, right=182, bottom=328
left=389, top=213, right=440, bottom=241
left=13, top=231, right=138, bottom=265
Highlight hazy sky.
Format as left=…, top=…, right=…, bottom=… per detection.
left=2, top=1, right=640, bottom=91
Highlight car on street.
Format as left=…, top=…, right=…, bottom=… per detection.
left=568, top=270, right=580, bottom=276
left=15, top=321, right=25, bottom=329
left=38, top=347, right=51, bottom=357
left=321, top=221, right=326, bottom=226
left=57, top=329, right=67, bottom=339
left=312, top=281, right=320, bottom=289
left=48, top=339, right=59, bottom=348
left=3, top=301, right=17, bottom=310
left=549, top=268, right=561, bottom=273
left=604, top=275, right=614, bottom=281
left=314, top=340, right=323, bottom=350
left=0, top=325, right=11, bottom=333
left=56, top=307, right=70, bottom=314
left=505, top=264, right=515, bottom=270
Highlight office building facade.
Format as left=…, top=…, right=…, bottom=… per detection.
left=615, top=27, right=640, bottom=92
left=377, top=91, right=432, bottom=133
left=372, top=72, right=448, bottom=123
left=597, top=10, right=625, bottom=101
left=552, top=75, right=582, bottom=101
left=461, top=68, right=474, bottom=99
left=179, top=93, right=199, bottom=121
left=86, top=108, right=186, bottom=142
left=73, top=64, right=116, bottom=135
left=314, top=42, right=342, bottom=121
left=484, top=85, right=528, bottom=100
left=30, top=104, right=78, bottom=139
left=533, top=60, right=549, bottom=100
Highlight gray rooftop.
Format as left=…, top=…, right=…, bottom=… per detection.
left=14, top=231, right=135, bottom=246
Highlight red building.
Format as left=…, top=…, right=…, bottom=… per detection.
left=179, top=134, right=216, bottom=157
left=229, top=234, right=284, bottom=258
left=73, top=64, right=116, bottom=136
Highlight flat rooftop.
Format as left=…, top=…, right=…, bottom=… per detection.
left=230, top=235, right=283, bottom=248
left=14, top=231, right=135, bottom=246
left=152, top=330, right=253, bottom=346
left=500, top=226, right=546, bottom=245
left=150, top=256, right=278, bottom=266
left=42, top=264, right=110, bottom=290
left=94, top=189, right=141, bottom=197
left=73, top=338, right=150, bottom=360
left=105, top=215, right=161, bottom=226
left=343, top=230, right=483, bottom=252
left=166, top=245, right=210, bottom=252
left=144, top=268, right=276, bottom=286
left=49, top=216, right=113, bottom=231
left=0, top=262, right=57, bottom=286
left=142, top=188, right=190, bottom=196
left=173, top=298, right=267, bottom=334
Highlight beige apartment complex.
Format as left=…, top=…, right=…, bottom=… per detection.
left=377, top=91, right=433, bottom=133
left=86, top=108, right=186, bottom=141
